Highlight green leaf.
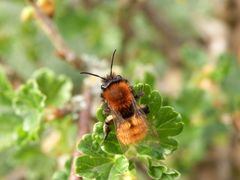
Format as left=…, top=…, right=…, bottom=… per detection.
left=95, top=108, right=123, bottom=154
left=133, top=84, right=183, bottom=159
left=0, top=66, right=14, bottom=106
left=75, top=155, right=129, bottom=180
left=32, top=68, right=73, bottom=107
left=76, top=155, right=112, bottom=179
left=0, top=67, right=19, bottom=150
left=155, top=106, right=183, bottom=138
left=181, top=46, right=207, bottom=68
left=148, top=164, right=165, bottom=179
left=173, top=87, right=209, bottom=119
left=137, top=144, right=165, bottom=160
left=78, top=134, right=105, bottom=156
left=0, top=67, right=12, bottom=92
left=52, top=171, right=69, bottom=180
left=108, top=155, right=129, bottom=180
left=53, top=158, right=71, bottom=180
left=148, top=90, right=162, bottom=119
left=76, top=83, right=183, bottom=179
left=211, top=53, right=235, bottom=82
left=78, top=122, right=122, bottom=155
left=133, top=84, right=162, bottom=115
left=147, top=159, right=180, bottom=180
left=102, top=131, right=123, bottom=155
left=143, top=72, right=156, bottom=88
left=13, top=80, right=46, bottom=141
left=134, top=83, right=152, bottom=104
left=159, top=138, right=178, bottom=155
left=137, top=138, right=178, bottom=160
left=96, top=107, right=106, bottom=122
left=92, top=122, right=105, bottom=144
left=0, top=113, right=21, bottom=150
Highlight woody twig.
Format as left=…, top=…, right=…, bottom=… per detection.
left=117, top=0, right=136, bottom=65
left=138, top=0, right=184, bottom=66
left=27, top=0, right=86, bottom=69
left=27, top=1, right=92, bottom=179
left=69, top=88, right=92, bottom=180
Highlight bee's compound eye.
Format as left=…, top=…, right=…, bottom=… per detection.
left=101, top=85, right=105, bottom=89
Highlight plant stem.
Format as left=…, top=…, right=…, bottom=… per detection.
left=138, top=0, right=184, bottom=66
left=70, top=87, right=92, bottom=180
left=27, top=0, right=86, bottom=69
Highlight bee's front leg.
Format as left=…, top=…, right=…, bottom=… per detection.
left=140, top=105, right=150, bottom=114
left=103, top=115, right=114, bottom=141
left=103, top=102, right=111, bottom=115
left=130, top=86, right=145, bottom=100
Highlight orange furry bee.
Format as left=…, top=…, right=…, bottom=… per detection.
left=80, top=50, right=149, bottom=145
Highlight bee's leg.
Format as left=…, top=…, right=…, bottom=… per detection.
left=140, top=105, right=150, bottom=114
left=134, top=91, right=145, bottom=99
left=103, top=115, right=114, bottom=141
left=130, top=86, right=144, bottom=100
left=103, top=102, right=111, bottom=115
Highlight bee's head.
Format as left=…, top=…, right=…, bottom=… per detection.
left=80, top=50, right=126, bottom=90
left=101, top=74, right=125, bottom=90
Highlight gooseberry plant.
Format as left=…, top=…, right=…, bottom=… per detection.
left=76, top=84, right=184, bottom=179
left=0, top=67, right=73, bottom=149
left=0, top=65, right=183, bottom=179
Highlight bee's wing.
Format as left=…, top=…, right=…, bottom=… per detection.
left=105, top=97, right=159, bottom=147
left=109, top=106, right=147, bottom=146
left=131, top=98, right=160, bottom=143
left=110, top=108, right=126, bottom=130
left=107, top=109, right=129, bottom=151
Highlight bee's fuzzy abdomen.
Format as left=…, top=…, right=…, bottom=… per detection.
left=117, top=116, right=148, bottom=145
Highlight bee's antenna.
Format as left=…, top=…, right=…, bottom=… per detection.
left=80, top=72, right=106, bottom=80
left=110, top=49, right=117, bottom=77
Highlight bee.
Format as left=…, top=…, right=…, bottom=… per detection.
left=80, top=50, right=149, bottom=145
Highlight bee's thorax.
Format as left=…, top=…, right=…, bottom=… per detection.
left=102, top=81, right=133, bottom=112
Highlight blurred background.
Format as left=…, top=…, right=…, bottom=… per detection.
left=0, top=0, right=240, bottom=179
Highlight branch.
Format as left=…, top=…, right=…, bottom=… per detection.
left=80, top=0, right=103, bottom=9
left=117, top=0, right=136, bottom=65
left=222, top=0, right=240, bottom=61
left=138, top=0, right=183, bottom=45
left=27, top=0, right=86, bottom=69
left=70, top=88, right=92, bottom=180
left=137, top=0, right=184, bottom=66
